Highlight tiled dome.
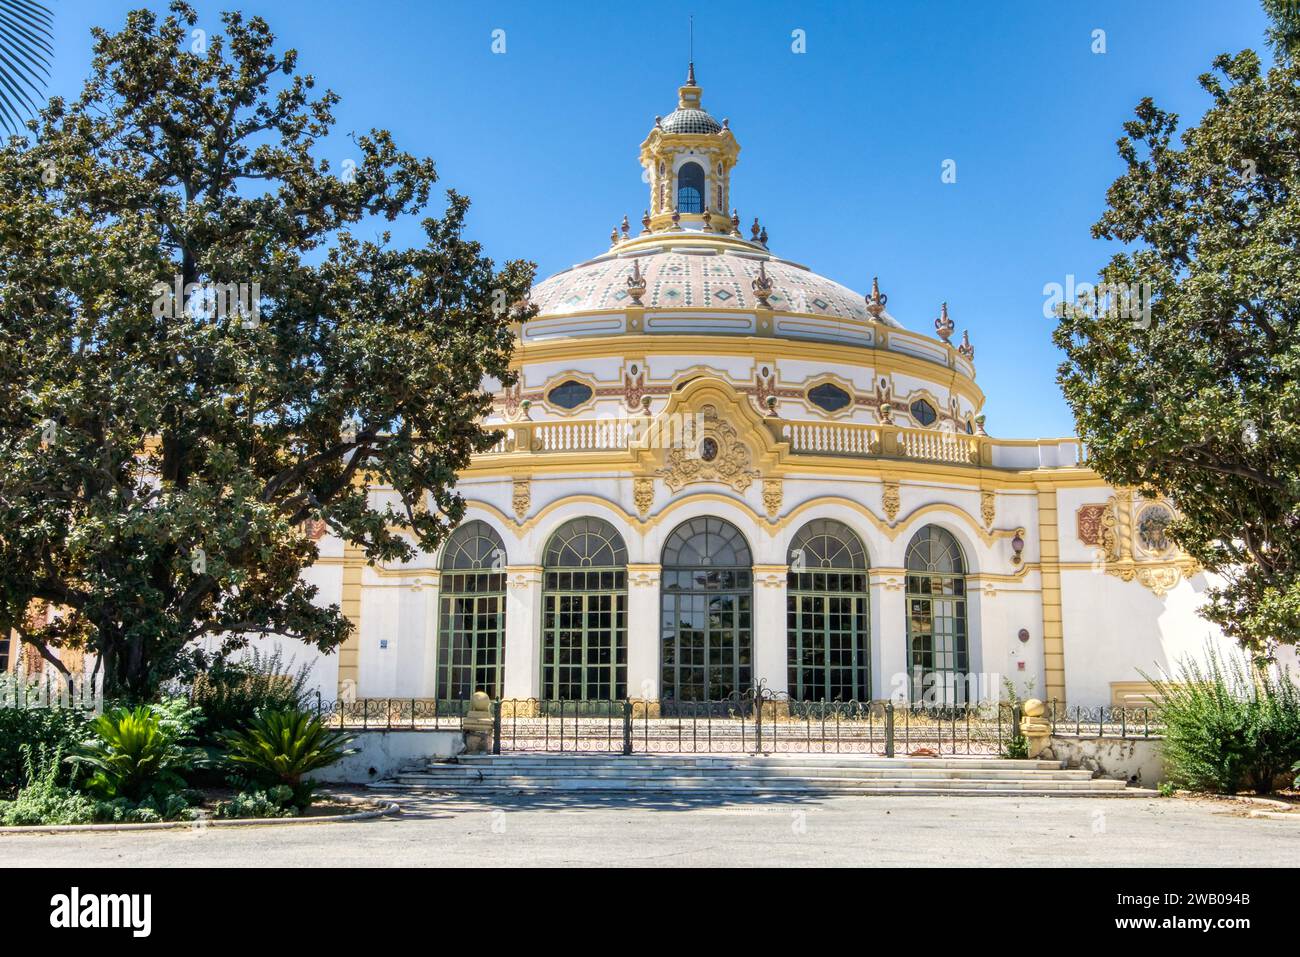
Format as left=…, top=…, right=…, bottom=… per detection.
left=660, top=108, right=722, bottom=135
left=530, top=240, right=902, bottom=328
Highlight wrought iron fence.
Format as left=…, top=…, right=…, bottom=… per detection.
left=309, top=692, right=1165, bottom=750
left=492, top=693, right=1019, bottom=756
left=1047, top=700, right=1164, bottom=738
left=312, top=694, right=467, bottom=731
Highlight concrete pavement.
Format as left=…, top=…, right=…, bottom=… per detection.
left=1, top=791, right=1295, bottom=867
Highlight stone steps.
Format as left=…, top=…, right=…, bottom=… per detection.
left=375, top=753, right=1139, bottom=797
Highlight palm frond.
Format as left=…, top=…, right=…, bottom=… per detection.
left=0, top=0, right=53, bottom=134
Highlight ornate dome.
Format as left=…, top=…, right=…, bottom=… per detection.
left=530, top=235, right=902, bottom=327
left=659, top=108, right=722, bottom=135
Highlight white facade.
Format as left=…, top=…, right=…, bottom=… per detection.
left=280, top=69, right=1264, bottom=710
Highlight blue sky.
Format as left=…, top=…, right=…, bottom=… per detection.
left=41, top=0, right=1275, bottom=438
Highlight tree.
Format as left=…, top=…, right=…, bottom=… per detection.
left=1054, top=3, right=1300, bottom=654
left=0, top=3, right=535, bottom=696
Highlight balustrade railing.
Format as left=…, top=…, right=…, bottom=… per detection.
left=477, top=418, right=1083, bottom=470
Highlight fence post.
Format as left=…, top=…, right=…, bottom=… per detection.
left=1013, top=702, right=1022, bottom=741
left=491, top=699, right=502, bottom=756
left=622, top=699, right=633, bottom=755
left=884, top=701, right=895, bottom=758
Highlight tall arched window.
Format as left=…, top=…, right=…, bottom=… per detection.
left=676, top=161, right=705, bottom=214
left=437, top=520, right=507, bottom=701
left=660, top=518, right=753, bottom=701
left=787, top=519, right=870, bottom=702
left=542, top=518, right=628, bottom=701
left=904, top=525, right=969, bottom=705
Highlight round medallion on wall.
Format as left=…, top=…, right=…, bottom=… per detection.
left=1136, top=503, right=1174, bottom=554
left=699, top=437, right=719, bottom=462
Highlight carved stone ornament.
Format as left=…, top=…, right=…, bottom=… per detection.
left=633, top=477, right=655, bottom=517
left=511, top=478, right=530, bottom=522
left=1090, top=490, right=1198, bottom=596
left=656, top=404, right=759, bottom=493
left=882, top=481, right=901, bottom=523
left=980, top=490, right=996, bottom=529
left=762, top=478, right=782, bottom=519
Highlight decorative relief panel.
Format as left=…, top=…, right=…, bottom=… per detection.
left=633, top=477, right=655, bottom=517
left=511, top=478, right=530, bottom=522
left=656, top=404, right=759, bottom=493
left=762, top=478, right=783, bottom=519
left=882, top=481, right=900, bottom=524
left=1080, top=491, right=1196, bottom=597
left=980, top=490, right=996, bottom=529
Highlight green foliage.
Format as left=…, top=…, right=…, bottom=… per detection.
left=0, top=707, right=88, bottom=796
left=69, top=705, right=202, bottom=802
left=1053, top=8, right=1300, bottom=652
left=0, top=740, right=197, bottom=825
left=188, top=648, right=312, bottom=742
left=1158, top=781, right=1177, bottom=798
left=0, top=2, right=535, bottom=698
left=213, top=785, right=295, bottom=819
left=1002, top=734, right=1029, bottom=760
left=0, top=0, right=53, bottom=133
left=1144, top=645, right=1300, bottom=793
left=220, top=708, right=355, bottom=809
left=0, top=743, right=99, bottom=826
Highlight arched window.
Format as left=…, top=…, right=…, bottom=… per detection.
left=676, top=161, right=705, bottom=214
left=787, top=519, right=870, bottom=702
left=437, top=520, right=507, bottom=702
left=542, top=518, right=628, bottom=701
left=660, top=518, right=753, bottom=702
left=904, top=525, right=969, bottom=705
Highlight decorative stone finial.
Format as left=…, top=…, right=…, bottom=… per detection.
left=655, top=115, right=663, bottom=128
left=751, top=217, right=761, bottom=242
left=610, top=226, right=619, bottom=247
left=641, top=209, right=651, bottom=234
left=752, top=261, right=774, bottom=307
left=621, top=215, right=630, bottom=240
left=935, top=301, right=955, bottom=343
left=759, top=226, right=768, bottom=248
left=866, top=276, right=888, bottom=319
left=671, top=206, right=682, bottom=230
left=702, top=209, right=712, bottom=230
left=879, top=402, right=894, bottom=425
left=958, top=330, right=975, bottom=361
left=974, top=413, right=987, bottom=435
left=626, top=259, right=647, bottom=305
left=687, top=61, right=696, bottom=85
left=462, top=690, right=495, bottom=753
left=730, top=209, right=741, bottom=237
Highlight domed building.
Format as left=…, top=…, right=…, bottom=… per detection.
left=309, top=68, right=1218, bottom=710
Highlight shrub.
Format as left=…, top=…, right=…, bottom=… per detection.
left=69, top=705, right=203, bottom=802
left=1144, top=645, right=1300, bottom=794
left=214, top=786, right=295, bottom=819
left=0, top=707, right=89, bottom=797
left=1002, top=734, right=1029, bottom=760
left=0, top=744, right=99, bottom=826
left=189, top=649, right=313, bottom=742
left=220, top=709, right=355, bottom=810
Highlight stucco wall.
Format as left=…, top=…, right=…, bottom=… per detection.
left=312, top=729, right=463, bottom=784
left=1043, top=734, right=1165, bottom=786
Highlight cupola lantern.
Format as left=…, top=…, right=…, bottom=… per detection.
left=639, top=64, right=740, bottom=234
